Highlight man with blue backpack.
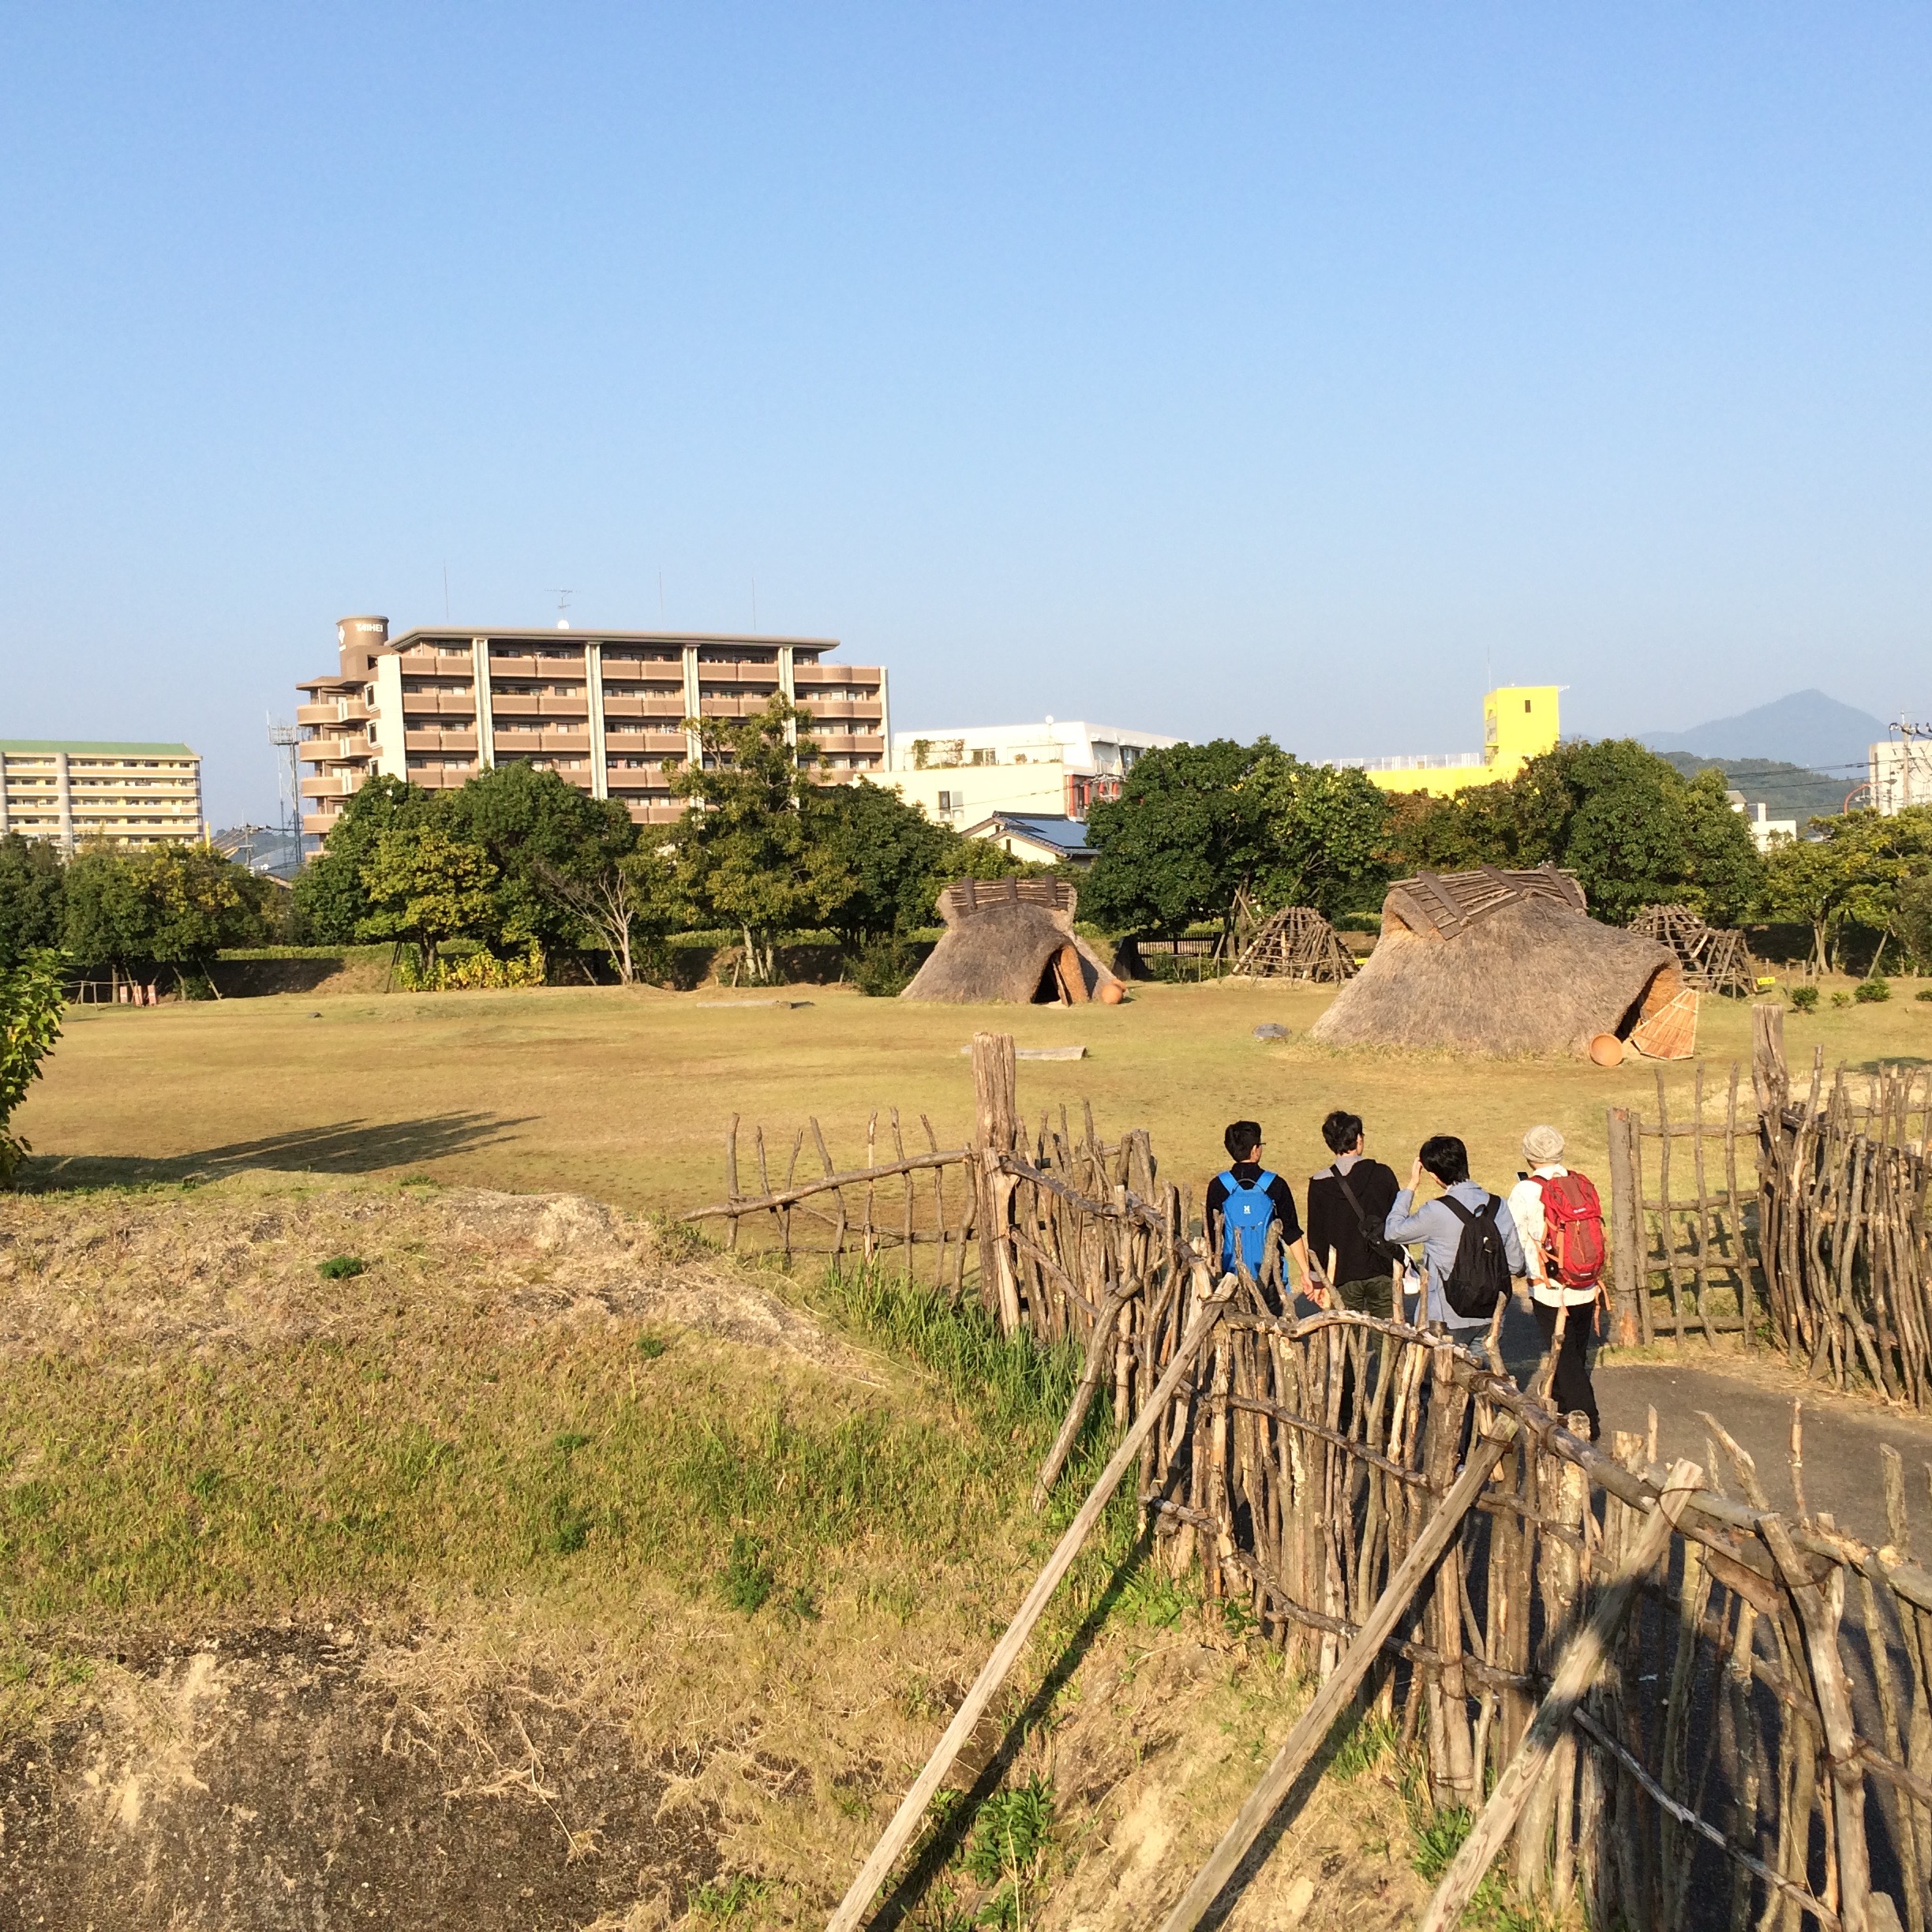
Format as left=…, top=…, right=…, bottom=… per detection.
left=1206, top=1120, right=1315, bottom=1315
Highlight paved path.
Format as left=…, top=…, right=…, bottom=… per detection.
left=1491, top=1298, right=1932, bottom=1553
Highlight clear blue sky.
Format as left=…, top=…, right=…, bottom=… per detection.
left=3, top=5, right=1928, bottom=824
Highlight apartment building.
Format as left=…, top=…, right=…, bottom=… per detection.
left=297, top=616, right=889, bottom=841
left=1331, top=686, right=1561, bottom=796
left=888, top=719, right=1178, bottom=828
left=0, top=741, right=205, bottom=851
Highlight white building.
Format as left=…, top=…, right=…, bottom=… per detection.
left=1870, top=728, right=1932, bottom=816
left=889, top=719, right=1178, bottom=828
left=1728, top=795, right=1798, bottom=852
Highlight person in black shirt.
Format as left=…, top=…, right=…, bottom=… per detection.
left=1304, top=1109, right=1404, bottom=1320
left=1205, top=1119, right=1311, bottom=1316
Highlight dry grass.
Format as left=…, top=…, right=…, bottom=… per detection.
left=13, top=974, right=1932, bottom=1219
left=0, top=1171, right=1563, bottom=1928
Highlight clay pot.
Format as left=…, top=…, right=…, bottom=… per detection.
left=1589, top=1032, right=1624, bottom=1068
left=1098, top=980, right=1125, bottom=1005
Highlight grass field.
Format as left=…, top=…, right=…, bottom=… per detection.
left=15, top=974, right=1932, bottom=1216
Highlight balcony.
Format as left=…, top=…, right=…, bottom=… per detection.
left=405, top=729, right=478, bottom=754
left=811, top=734, right=886, bottom=757
left=297, top=697, right=374, bottom=728
left=538, top=730, right=591, bottom=753
left=489, top=691, right=541, bottom=717
left=300, top=771, right=363, bottom=799
left=486, top=650, right=541, bottom=674
left=301, top=734, right=365, bottom=763
left=539, top=694, right=590, bottom=718
left=792, top=661, right=881, bottom=688
left=799, top=701, right=884, bottom=725
left=601, top=691, right=686, bottom=721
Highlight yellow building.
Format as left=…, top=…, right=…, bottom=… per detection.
left=0, top=740, right=206, bottom=850
left=1336, top=686, right=1561, bottom=796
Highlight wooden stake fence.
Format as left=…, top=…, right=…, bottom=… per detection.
left=680, top=1032, right=1932, bottom=1928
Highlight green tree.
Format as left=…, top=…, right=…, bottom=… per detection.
left=1762, top=807, right=1932, bottom=973
left=1082, top=739, right=1282, bottom=939
left=810, top=780, right=1023, bottom=951
left=1382, top=739, right=1763, bottom=925
left=291, top=775, right=436, bottom=942
left=0, top=947, right=65, bottom=1185
left=0, top=833, right=66, bottom=964
left=357, top=826, right=500, bottom=975
left=436, top=760, right=638, bottom=953
left=1249, top=758, right=1392, bottom=919
left=62, top=844, right=264, bottom=983
left=671, top=697, right=856, bottom=983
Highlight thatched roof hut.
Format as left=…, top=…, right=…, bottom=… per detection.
left=901, top=878, right=1124, bottom=1005
left=1309, top=866, right=1679, bottom=1056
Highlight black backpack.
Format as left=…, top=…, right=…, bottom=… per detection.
left=1440, top=1194, right=1510, bottom=1320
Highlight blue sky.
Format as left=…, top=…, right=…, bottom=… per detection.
left=3, top=5, right=1929, bottom=824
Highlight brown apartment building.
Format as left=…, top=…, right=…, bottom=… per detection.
left=0, top=741, right=205, bottom=850
left=297, top=616, right=889, bottom=842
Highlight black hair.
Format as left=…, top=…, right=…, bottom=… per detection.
left=1418, top=1135, right=1470, bottom=1186
left=1224, top=1119, right=1263, bottom=1160
left=1321, top=1110, right=1365, bottom=1155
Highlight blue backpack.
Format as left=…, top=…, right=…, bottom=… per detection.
left=1218, top=1170, right=1279, bottom=1278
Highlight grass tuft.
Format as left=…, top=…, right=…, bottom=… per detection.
left=689, top=1873, right=771, bottom=1923
left=316, top=1254, right=366, bottom=1279
left=721, top=1533, right=776, bottom=1613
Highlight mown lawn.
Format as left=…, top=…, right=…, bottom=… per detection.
left=15, top=974, right=1932, bottom=1218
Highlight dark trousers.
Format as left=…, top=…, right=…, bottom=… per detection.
left=1334, top=1275, right=1394, bottom=1320
left=1533, top=1299, right=1601, bottom=1440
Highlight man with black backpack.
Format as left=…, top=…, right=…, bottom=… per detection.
left=1383, top=1134, right=1526, bottom=1339
left=1305, top=1110, right=1404, bottom=1320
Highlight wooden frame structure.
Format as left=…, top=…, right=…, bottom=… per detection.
left=1227, top=904, right=1358, bottom=981
left=1635, top=902, right=1758, bottom=998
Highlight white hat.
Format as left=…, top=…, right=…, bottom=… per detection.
left=1522, top=1124, right=1566, bottom=1163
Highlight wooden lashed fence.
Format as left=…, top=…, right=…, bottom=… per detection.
left=1754, top=1007, right=1932, bottom=1410
left=695, top=1034, right=1932, bottom=1931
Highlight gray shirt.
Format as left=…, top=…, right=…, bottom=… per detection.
left=1385, top=1179, right=1526, bottom=1330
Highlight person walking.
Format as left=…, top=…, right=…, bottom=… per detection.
left=1383, top=1134, right=1526, bottom=1343
left=1207, top=1119, right=1313, bottom=1316
left=1507, top=1124, right=1605, bottom=1441
left=1305, top=1110, right=1404, bottom=1319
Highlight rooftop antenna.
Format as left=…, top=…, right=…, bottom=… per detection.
left=549, top=587, right=575, bottom=631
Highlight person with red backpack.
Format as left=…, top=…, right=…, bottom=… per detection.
left=1507, top=1124, right=1604, bottom=1440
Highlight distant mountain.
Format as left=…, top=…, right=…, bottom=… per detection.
left=1656, top=754, right=1849, bottom=824
left=1639, top=690, right=1885, bottom=777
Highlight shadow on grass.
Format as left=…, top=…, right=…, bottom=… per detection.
left=865, top=1494, right=1367, bottom=1932
left=19, top=1112, right=531, bottom=1190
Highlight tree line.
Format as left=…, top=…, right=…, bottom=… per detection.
left=3, top=705, right=1930, bottom=998
left=1080, top=732, right=1932, bottom=972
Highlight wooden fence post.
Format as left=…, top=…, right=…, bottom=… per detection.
left=1606, top=1108, right=1642, bottom=1348
left=972, top=1032, right=1022, bottom=1334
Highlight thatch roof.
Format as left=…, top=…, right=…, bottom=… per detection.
left=901, top=877, right=1123, bottom=1005
left=1309, top=867, right=1678, bottom=1056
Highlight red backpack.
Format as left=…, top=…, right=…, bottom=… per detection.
left=1535, top=1172, right=1605, bottom=1287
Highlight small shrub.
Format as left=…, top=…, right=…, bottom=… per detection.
left=847, top=935, right=923, bottom=998
left=1832, top=990, right=1853, bottom=1009
left=1411, top=1802, right=1473, bottom=1880
left=1219, top=1597, right=1259, bottom=1640
left=1918, top=989, right=1932, bottom=1003
left=721, top=1533, right=775, bottom=1613
left=1855, top=977, right=1892, bottom=1004
left=316, top=1254, right=365, bottom=1279
left=1789, top=985, right=1820, bottom=1012
left=968, top=1774, right=1055, bottom=1928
